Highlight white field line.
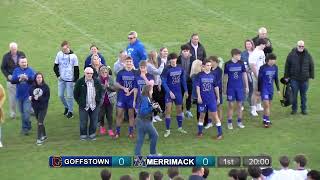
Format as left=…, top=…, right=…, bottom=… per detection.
left=29, top=0, right=117, bottom=53
left=185, top=0, right=292, bottom=49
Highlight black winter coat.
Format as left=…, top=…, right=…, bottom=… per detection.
left=284, top=48, right=314, bottom=81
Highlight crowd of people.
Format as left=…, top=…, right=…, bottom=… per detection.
left=97, top=155, right=319, bottom=180
left=0, top=28, right=315, bottom=156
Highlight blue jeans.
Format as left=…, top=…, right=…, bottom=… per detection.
left=135, top=119, right=158, bottom=155
left=79, top=107, right=99, bottom=138
left=291, top=80, right=309, bottom=112
left=58, top=80, right=74, bottom=113
left=17, top=98, right=31, bottom=132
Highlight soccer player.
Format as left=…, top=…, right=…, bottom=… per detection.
left=135, top=60, right=154, bottom=111
left=161, top=53, right=188, bottom=138
left=224, top=49, right=249, bottom=130
left=205, top=56, right=223, bottom=129
left=258, top=53, right=280, bottom=128
left=196, top=60, right=222, bottom=139
left=114, top=56, right=137, bottom=139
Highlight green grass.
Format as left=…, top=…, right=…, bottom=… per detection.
left=0, top=0, right=319, bottom=179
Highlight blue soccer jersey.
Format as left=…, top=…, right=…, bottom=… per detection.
left=195, top=71, right=218, bottom=103
left=224, top=60, right=246, bottom=89
left=135, top=72, right=154, bottom=96
left=116, top=69, right=137, bottom=98
left=161, top=65, right=187, bottom=95
left=258, top=64, right=280, bottom=99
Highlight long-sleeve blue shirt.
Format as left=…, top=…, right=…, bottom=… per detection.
left=11, top=66, right=35, bottom=100
left=84, top=52, right=106, bottom=69
left=126, top=39, right=147, bottom=68
left=161, top=65, right=188, bottom=95
left=138, top=95, right=153, bottom=117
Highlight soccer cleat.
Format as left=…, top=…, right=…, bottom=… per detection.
left=264, top=123, right=270, bottom=128
left=204, top=123, right=213, bottom=129
left=154, top=115, right=162, bottom=122
left=0, top=141, right=3, bottom=148
left=164, top=130, right=171, bottom=138
left=177, top=127, right=187, bottom=134
left=63, top=108, right=68, bottom=116
left=113, top=133, right=120, bottom=139
left=227, top=123, right=233, bottom=130
left=185, top=111, right=193, bottom=118
left=237, top=122, right=245, bottom=129
left=197, top=133, right=203, bottom=138
left=90, top=137, right=97, bottom=141
left=128, top=133, right=135, bottom=139
left=215, top=135, right=223, bottom=140
left=250, top=110, right=259, bottom=116
left=256, top=104, right=264, bottom=111
left=301, top=111, right=308, bottom=115
left=36, top=139, right=44, bottom=146
left=66, top=112, right=74, bottom=119
left=241, top=106, right=244, bottom=111
left=100, top=126, right=107, bottom=135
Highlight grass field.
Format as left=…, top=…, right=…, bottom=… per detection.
left=0, top=0, right=319, bottom=179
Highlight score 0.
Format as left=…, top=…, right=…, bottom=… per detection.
left=112, top=156, right=132, bottom=167
left=217, top=156, right=241, bottom=167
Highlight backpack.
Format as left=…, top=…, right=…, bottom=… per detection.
left=280, top=79, right=293, bottom=107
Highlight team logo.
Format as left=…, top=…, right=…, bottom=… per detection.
left=51, top=156, right=62, bottom=168
left=133, top=156, right=147, bottom=168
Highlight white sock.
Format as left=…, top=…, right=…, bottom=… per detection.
left=251, top=106, right=256, bottom=111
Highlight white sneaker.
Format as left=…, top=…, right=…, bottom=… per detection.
left=256, top=104, right=264, bottom=111
left=152, top=117, right=157, bottom=123
left=227, top=123, right=233, bottom=130
left=241, top=106, right=244, bottom=111
left=0, top=141, right=3, bottom=148
left=177, top=127, right=187, bottom=134
left=164, top=130, right=171, bottom=138
left=237, top=122, right=245, bottom=128
left=154, top=115, right=162, bottom=122
left=10, top=112, right=16, bottom=119
left=185, top=111, right=193, bottom=118
left=251, top=110, right=259, bottom=116
left=204, top=123, right=213, bottom=129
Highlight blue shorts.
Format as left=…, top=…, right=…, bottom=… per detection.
left=198, top=100, right=217, bottom=113
left=165, top=93, right=183, bottom=105
left=117, top=95, right=134, bottom=109
left=227, top=88, right=244, bottom=102
left=261, top=92, right=273, bottom=101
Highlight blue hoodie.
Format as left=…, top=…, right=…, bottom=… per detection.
left=126, top=39, right=147, bottom=68
left=11, top=66, right=35, bottom=100
left=84, top=52, right=106, bottom=69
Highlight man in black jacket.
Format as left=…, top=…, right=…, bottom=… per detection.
left=187, top=33, right=207, bottom=61
left=284, top=40, right=314, bottom=115
left=1, top=42, right=25, bottom=119
left=252, top=27, right=273, bottom=56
